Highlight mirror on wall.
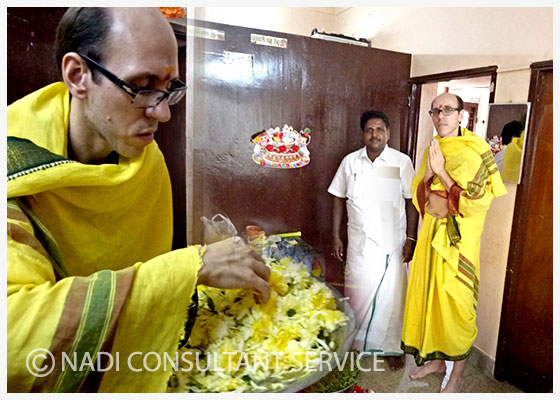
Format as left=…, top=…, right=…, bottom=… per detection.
left=485, top=103, right=531, bottom=184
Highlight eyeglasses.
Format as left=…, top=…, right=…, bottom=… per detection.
left=428, top=106, right=461, bottom=117
left=79, top=53, right=186, bottom=108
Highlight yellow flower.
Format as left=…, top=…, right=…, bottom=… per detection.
left=269, top=270, right=289, bottom=295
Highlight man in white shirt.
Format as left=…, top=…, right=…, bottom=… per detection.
left=328, top=110, right=418, bottom=369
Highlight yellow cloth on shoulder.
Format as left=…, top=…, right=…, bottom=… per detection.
left=7, top=82, right=201, bottom=392
left=401, top=128, right=506, bottom=365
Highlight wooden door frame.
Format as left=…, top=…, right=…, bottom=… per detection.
left=494, top=59, right=553, bottom=388
left=463, top=101, right=479, bottom=133
left=154, top=19, right=187, bottom=249
left=404, top=66, right=498, bottom=163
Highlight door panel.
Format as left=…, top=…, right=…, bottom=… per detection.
left=154, top=21, right=187, bottom=249
left=7, top=7, right=67, bottom=104
left=494, top=61, right=553, bottom=392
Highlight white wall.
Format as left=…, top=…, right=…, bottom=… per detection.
left=193, top=7, right=337, bottom=37
left=333, top=7, right=552, bottom=74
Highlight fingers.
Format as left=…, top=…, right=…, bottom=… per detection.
left=331, top=239, right=344, bottom=261
left=431, top=140, right=443, bottom=158
left=428, top=140, right=445, bottom=175
left=229, top=257, right=270, bottom=303
left=331, top=249, right=342, bottom=261
left=198, top=236, right=272, bottom=302
left=251, top=275, right=271, bottom=303
left=250, top=257, right=271, bottom=283
left=248, top=255, right=270, bottom=303
left=335, top=251, right=343, bottom=261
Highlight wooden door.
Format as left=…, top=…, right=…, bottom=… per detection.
left=154, top=20, right=187, bottom=249
left=7, top=7, right=67, bottom=104
left=494, top=60, right=553, bottom=392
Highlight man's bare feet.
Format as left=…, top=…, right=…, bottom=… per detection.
left=409, top=359, right=446, bottom=379
left=386, top=355, right=405, bottom=370
left=441, top=378, right=462, bottom=393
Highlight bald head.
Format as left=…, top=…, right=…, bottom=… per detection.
left=102, top=8, right=177, bottom=70
left=431, top=93, right=463, bottom=111
left=107, top=8, right=176, bottom=50
left=430, top=93, right=465, bottom=138
left=55, top=7, right=177, bottom=80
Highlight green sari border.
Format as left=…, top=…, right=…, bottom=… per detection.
left=400, top=341, right=471, bottom=366
left=7, top=136, right=76, bottom=181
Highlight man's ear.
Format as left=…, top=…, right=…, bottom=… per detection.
left=61, top=52, right=90, bottom=99
left=458, top=109, right=465, bottom=123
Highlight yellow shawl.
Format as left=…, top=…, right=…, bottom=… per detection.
left=7, top=83, right=201, bottom=392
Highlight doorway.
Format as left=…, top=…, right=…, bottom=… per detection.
left=463, top=102, right=479, bottom=133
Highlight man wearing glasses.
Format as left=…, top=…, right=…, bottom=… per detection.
left=7, top=8, right=269, bottom=392
left=400, top=93, right=507, bottom=392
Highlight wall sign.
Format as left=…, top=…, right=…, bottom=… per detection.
left=188, top=26, right=225, bottom=41
left=250, top=33, right=287, bottom=49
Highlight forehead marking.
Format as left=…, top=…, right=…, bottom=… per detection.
left=166, top=66, right=174, bottom=75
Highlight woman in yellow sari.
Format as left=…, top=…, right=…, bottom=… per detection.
left=401, top=93, right=507, bottom=392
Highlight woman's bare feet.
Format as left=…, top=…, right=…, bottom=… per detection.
left=409, top=359, right=446, bottom=379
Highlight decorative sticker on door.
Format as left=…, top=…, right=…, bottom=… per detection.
left=251, top=125, right=311, bottom=168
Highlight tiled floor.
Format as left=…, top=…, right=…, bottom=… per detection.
left=355, top=355, right=524, bottom=393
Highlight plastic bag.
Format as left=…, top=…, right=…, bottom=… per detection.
left=200, top=213, right=238, bottom=244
